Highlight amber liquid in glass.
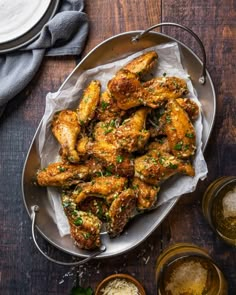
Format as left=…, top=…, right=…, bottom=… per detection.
left=158, top=255, right=220, bottom=295
left=211, top=183, right=236, bottom=244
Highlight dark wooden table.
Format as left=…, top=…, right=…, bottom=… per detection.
left=1, top=1, right=236, bottom=294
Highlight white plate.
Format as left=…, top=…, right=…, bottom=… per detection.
left=0, top=0, right=51, bottom=44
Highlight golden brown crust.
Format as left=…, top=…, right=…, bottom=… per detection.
left=52, top=110, right=81, bottom=163
left=36, top=162, right=89, bottom=187
left=132, top=177, right=160, bottom=210
left=77, top=80, right=101, bottom=124
left=107, top=189, right=137, bottom=237
left=122, top=51, right=158, bottom=76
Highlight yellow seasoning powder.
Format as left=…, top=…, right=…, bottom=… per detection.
left=101, top=278, right=140, bottom=295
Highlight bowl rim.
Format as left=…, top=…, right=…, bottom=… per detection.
left=95, top=273, right=146, bottom=295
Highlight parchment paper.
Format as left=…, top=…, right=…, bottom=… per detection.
left=36, top=42, right=208, bottom=236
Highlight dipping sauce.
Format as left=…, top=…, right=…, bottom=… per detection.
left=202, top=176, right=236, bottom=245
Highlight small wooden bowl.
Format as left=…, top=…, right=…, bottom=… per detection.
left=95, top=273, right=146, bottom=295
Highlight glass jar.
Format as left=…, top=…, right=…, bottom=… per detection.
left=155, top=243, right=228, bottom=295
left=202, top=176, right=236, bottom=246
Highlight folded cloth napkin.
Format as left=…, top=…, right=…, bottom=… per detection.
left=0, top=0, right=89, bottom=116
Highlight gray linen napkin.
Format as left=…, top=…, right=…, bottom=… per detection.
left=0, top=0, right=89, bottom=116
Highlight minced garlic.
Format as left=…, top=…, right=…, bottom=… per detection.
left=101, top=278, right=140, bottom=295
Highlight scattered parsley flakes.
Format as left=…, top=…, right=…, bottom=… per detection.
left=174, top=141, right=183, bottom=150
left=101, top=101, right=109, bottom=111
left=74, top=217, right=83, bottom=226
left=116, top=155, right=124, bottom=163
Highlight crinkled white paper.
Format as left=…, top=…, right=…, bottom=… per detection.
left=37, top=42, right=208, bottom=236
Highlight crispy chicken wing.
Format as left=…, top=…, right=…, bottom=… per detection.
left=115, top=107, right=150, bottom=152
left=37, top=162, right=89, bottom=187
left=87, top=140, right=134, bottom=177
left=76, top=136, right=90, bottom=156
left=96, top=91, right=125, bottom=121
left=93, top=120, right=116, bottom=143
left=142, top=76, right=188, bottom=108
left=176, top=97, right=200, bottom=121
left=134, top=149, right=195, bottom=185
left=108, top=70, right=188, bottom=110
left=52, top=110, right=80, bottom=163
left=123, top=51, right=158, bottom=77
left=62, top=192, right=103, bottom=249
left=74, top=176, right=128, bottom=205
left=78, top=196, right=109, bottom=221
left=107, top=188, right=137, bottom=237
left=108, top=69, right=146, bottom=110
left=69, top=210, right=102, bottom=249
left=132, top=177, right=160, bottom=210
left=77, top=80, right=101, bottom=125
left=161, top=99, right=196, bottom=159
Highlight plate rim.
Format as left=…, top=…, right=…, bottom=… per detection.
left=0, top=0, right=60, bottom=53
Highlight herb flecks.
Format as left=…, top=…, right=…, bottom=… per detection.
left=116, top=155, right=124, bottom=163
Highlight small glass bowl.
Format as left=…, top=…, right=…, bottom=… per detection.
left=202, top=176, right=236, bottom=246
left=95, top=273, right=146, bottom=295
left=155, top=243, right=228, bottom=295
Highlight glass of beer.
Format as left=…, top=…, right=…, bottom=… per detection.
left=202, top=176, right=236, bottom=246
left=155, top=243, right=228, bottom=295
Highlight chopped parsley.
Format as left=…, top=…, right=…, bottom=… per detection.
left=74, top=217, right=83, bottom=226
left=57, top=165, right=66, bottom=172
left=174, top=141, right=183, bottom=150
left=116, top=155, right=124, bottom=163
left=101, top=101, right=109, bottom=111
left=185, top=132, right=195, bottom=138
left=166, top=115, right=172, bottom=123
left=168, top=163, right=178, bottom=169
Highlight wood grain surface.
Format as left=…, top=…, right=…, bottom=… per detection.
left=0, top=1, right=236, bottom=294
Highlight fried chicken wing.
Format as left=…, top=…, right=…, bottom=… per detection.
left=52, top=110, right=80, bottom=163
left=107, top=188, right=137, bottom=237
left=76, top=136, right=90, bottom=156
left=132, top=177, right=160, bottom=210
left=96, top=91, right=125, bottom=121
left=37, top=162, right=89, bottom=187
left=69, top=210, right=102, bottom=249
left=115, top=107, right=150, bottom=152
left=77, top=80, right=101, bottom=125
left=87, top=141, right=134, bottom=177
left=176, top=97, right=200, bottom=121
left=108, top=69, right=145, bottom=110
left=134, top=149, right=195, bottom=186
left=147, top=138, right=170, bottom=153
left=142, top=76, right=188, bottom=108
left=93, top=120, right=116, bottom=143
left=161, top=99, right=196, bottom=158
left=123, top=51, right=158, bottom=77
left=108, top=70, right=188, bottom=110
left=74, top=176, right=128, bottom=205
left=78, top=196, right=109, bottom=221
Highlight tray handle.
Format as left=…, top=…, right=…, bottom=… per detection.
left=31, top=205, right=106, bottom=266
left=132, top=22, right=206, bottom=85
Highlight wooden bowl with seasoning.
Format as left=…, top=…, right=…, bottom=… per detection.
left=95, top=273, right=146, bottom=295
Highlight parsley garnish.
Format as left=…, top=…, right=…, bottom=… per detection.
left=101, top=101, right=109, bottom=111
left=74, top=217, right=83, bottom=226
left=116, top=155, right=124, bottom=163
left=174, top=141, right=183, bottom=150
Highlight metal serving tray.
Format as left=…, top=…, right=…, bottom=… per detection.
left=22, top=23, right=216, bottom=264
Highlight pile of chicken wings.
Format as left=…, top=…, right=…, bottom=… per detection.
left=36, top=51, right=199, bottom=250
